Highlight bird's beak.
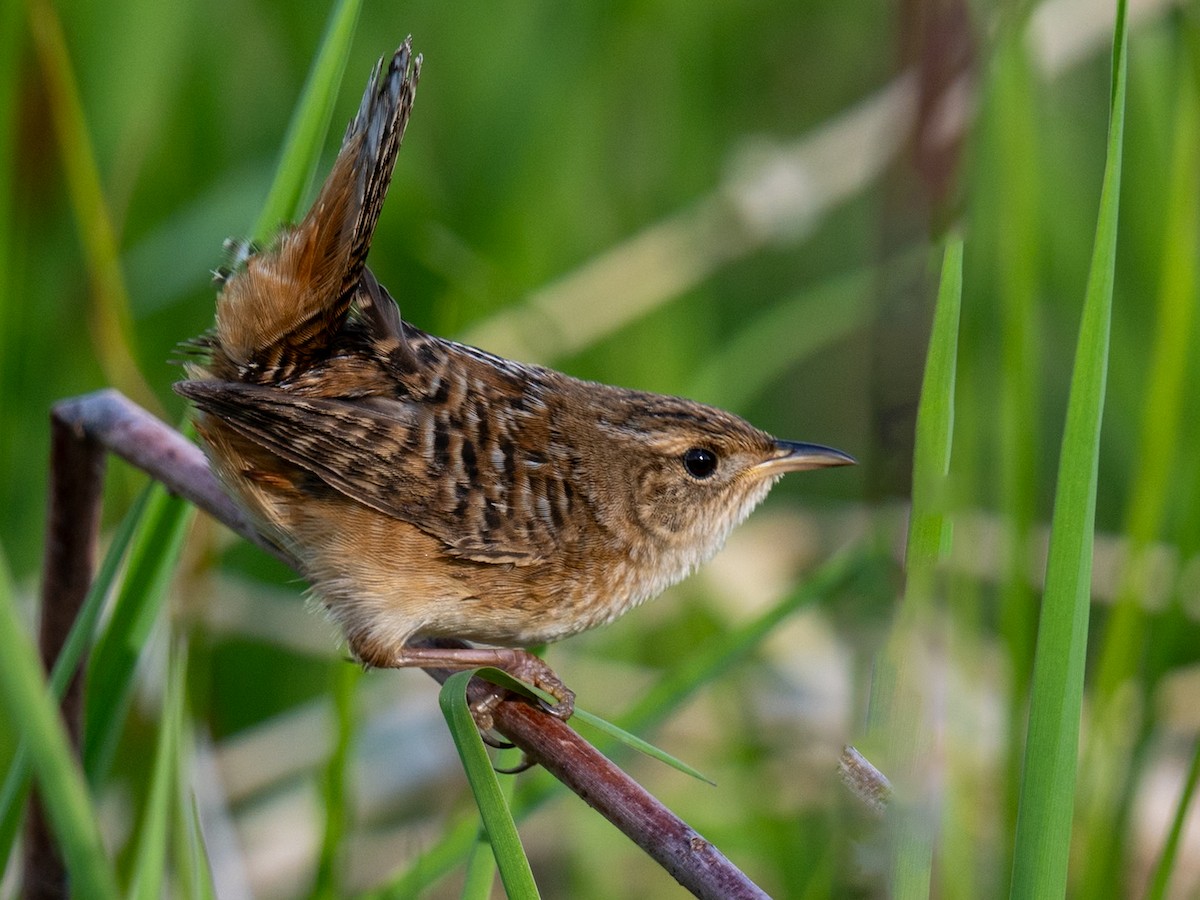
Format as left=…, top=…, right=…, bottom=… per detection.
left=754, top=440, right=857, bottom=476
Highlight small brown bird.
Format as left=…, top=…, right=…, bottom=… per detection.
left=177, top=40, right=853, bottom=718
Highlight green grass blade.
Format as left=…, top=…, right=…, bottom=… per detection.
left=992, top=35, right=1043, bottom=706
left=156, top=8, right=366, bottom=892
left=0, top=486, right=150, bottom=870
left=0, top=0, right=19, bottom=434
left=1145, top=737, right=1200, bottom=900
left=571, top=707, right=715, bottom=785
left=130, top=640, right=188, bottom=900
left=251, top=0, right=364, bottom=242
left=176, top=789, right=218, bottom=900
left=988, top=38, right=1045, bottom=892
left=461, top=751, right=520, bottom=900
left=1094, top=37, right=1199, bottom=703
left=439, top=671, right=540, bottom=900
left=0, top=546, right=119, bottom=899
left=25, top=0, right=157, bottom=411
left=461, top=829, right=499, bottom=900
left=83, top=484, right=194, bottom=782
left=1075, top=38, right=1199, bottom=896
left=907, top=239, right=962, bottom=583
left=868, top=238, right=962, bottom=899
left=312, top=663, right=362, bottom=899
left=468, top=666, right=714, bottom=784
left=1009, top=1, right=1127, bottom=894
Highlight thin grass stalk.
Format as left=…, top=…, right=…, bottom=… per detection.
left=1093, top=37, right=1199, bottom=706
left=0, top=0, right=19, bottom=434
left=25, top=0, right=158, bottom=412
left=460, top=750, right=520, bottom=900
left=1009, top=1, right=1127, bottom=893
left=312, top=663, right=362, bottom=899
left=866, top=239, right=961, bottom=898
left=130, top=639, right=188, bottom=900
left=991, top=37, right=1043, bottom=883
left=0, top=548, right=119, bottom=899
left=178, top=793, right=219, bottom=900
left=82, top=486, right=193, bottom=781
left=1076, top=42, right=1200, bottom=896
left=252, top=0, right=364, bottom=242
left=1145, top=736, right=1200, bottom=900
left=0, top=487, right=149, bottom=870
left=439, top=671, right=540, bottom=899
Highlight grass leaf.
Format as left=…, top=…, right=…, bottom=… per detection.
left=1009, top=0, right=1127, bottom=893
left=0, top=546, right=119, bottom=899
left=176, top=791, right=219, bottom=900
left=1093, top=27, right=1199, bottom=702
left=868, top=238, right=963, bottom=899
left=252, top=0, right=364, bottom=242
left=83, top=484, right=193, bottom=782
left=312, top=663, right=361, bottom=899
left=460, top=751, right=521, bottom=900
left=469, top=666, right=715, bottom=784
left=1075, top=35, right=1200, bottom=895
left=439, top=670, right=540, bottom=900
left=25, top=0, right=158, bottom=411
left=461, top=828, right=500, bottom=899
left=572, top=707, right=716, bottom=785
left=0, top=486, right=150, bottom=870
left=130, top=640, right=188, bottom=900
left=1145, top=737, right=1200, bottom=900
left=907, top=239, right=962, bottom=580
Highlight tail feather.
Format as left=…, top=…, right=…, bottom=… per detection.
left=213, top=40, right=421, bottom=381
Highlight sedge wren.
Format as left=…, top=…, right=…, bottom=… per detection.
left=176, top=40, right=853, bottom=717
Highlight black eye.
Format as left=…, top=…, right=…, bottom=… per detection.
left=682, top=447, right=718, bottom=479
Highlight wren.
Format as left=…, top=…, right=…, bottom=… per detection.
left=176, top=39, right=854, bottom=718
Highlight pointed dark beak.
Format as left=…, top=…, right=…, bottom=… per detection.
left=754, top=440, right=857, bottom=475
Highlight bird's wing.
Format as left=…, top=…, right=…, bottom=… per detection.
left=176, top=379, right=569, bottom=565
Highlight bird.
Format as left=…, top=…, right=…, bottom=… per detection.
left=175, top=38, right=854, bottom=719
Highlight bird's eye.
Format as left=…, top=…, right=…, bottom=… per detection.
left=682, top=447, right=718, bottom=479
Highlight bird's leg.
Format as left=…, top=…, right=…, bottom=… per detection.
left=354, top=639, right=576, bottom=720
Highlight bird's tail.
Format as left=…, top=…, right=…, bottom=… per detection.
left=212, top=39, right=420, bottom=381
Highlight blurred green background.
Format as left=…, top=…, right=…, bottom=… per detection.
left=3, top=0, right=1200, bottom=897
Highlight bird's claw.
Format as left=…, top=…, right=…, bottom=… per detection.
left=503, top=651, right=575, bottom=721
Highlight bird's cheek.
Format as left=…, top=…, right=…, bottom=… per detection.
left=631, top=482, right=684, bottom=541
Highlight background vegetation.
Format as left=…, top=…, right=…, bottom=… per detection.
left=1, top=0, right=1198, bottom=896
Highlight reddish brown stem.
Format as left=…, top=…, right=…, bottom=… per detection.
left=39, top=411, right=106, bottom=736
left=39, top=389, right=770, bottom=899
left=24, top=411, right=108, bottom=898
